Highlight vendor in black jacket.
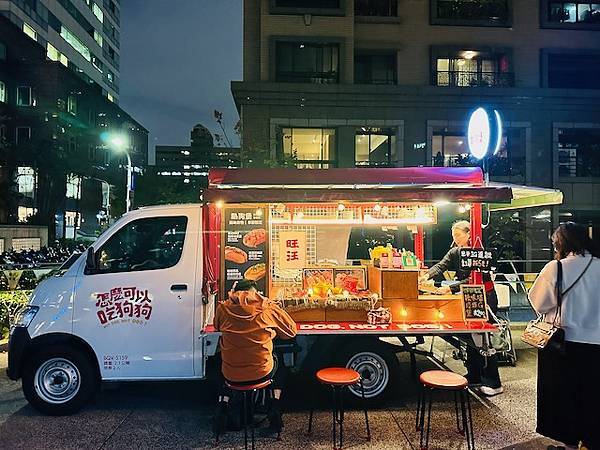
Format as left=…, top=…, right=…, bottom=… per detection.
left=420, top=220, right=503, bottom=397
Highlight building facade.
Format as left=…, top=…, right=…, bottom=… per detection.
left=154, top=124, right=241, bottom=187
left=232, top=0, right=600, bottom=262
left=0, top=15, right=146, bottom=241
left=1, top=0, right=120, bottom=101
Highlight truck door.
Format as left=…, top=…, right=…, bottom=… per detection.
left=73, top=207, right=200, bottom=379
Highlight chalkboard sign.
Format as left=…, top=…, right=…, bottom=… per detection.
left=222, top=206, right=268, bottom=294
left=458, top=248, right=497, bottom=273
left=460, top=285, right=489, bottom=322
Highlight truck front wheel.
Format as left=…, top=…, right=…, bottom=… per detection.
left=22, top=345, right=99, bottom=415
left=336, top=339, right=400, bottom=406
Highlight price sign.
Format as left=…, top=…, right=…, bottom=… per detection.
left=458, top=247, right=496, bottom=273
left=460, top=285, right=489, bottom=322
left=222, top=207, right=268, bottom=294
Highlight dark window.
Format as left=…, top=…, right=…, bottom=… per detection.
left=0, top=42, right=6, bottom=60
left=274, top=0, right=340, bottom=7
left=355, top=127, right=397, bottom=167
left=275, top=42, right=339, bottom=84
left=94, top=216, right=188, bottom=274
left=355, top=53, right=396, bottom=84
left=433, top=0, right=509, bottom=24
left=17, top=86, right=33, bottom=106
left=355, top=0, right=397, bottom=16
left=435, top=52, right=513, bottom=87
left=432, top=128, right=524, bottom=177
left=548, top=2, right=600, bottom=23
left=16, top=127, right=32, bottom=145
left=558, top=128, right=600, bottom=177
left=547, top=53, right=600, bottom=89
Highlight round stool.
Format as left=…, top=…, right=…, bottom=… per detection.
left=307, top=367, right=371, bottom=449
left=415, top=370, right=474, bottom=450
left=221, top=379, right=273, bottom=450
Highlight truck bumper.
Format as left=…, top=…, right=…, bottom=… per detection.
left=7, top=327, right=31, bottom=380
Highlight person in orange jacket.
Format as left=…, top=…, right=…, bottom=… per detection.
left=213, top=279, right=297, bottom=435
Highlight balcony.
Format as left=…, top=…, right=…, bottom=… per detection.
left=432, top=154, right=525, bottom=178
left=435, top=70, right=514, bottom=87
left=432, top=0, right=511, bottom=26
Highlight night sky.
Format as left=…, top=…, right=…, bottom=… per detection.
left=119, top=0, right=243, bottom=150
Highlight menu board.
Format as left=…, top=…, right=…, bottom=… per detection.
left=460, top=285, right=489, bottom=322
left=223, top=207, right=268, bottom=294
left=459, top=247, right=497, bottom=273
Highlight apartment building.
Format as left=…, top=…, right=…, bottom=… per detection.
left=1, top=0, right=120, bottom=100
left=231, top=0, right=600, bottom=260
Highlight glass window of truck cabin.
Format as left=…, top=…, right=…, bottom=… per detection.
left=95, top=216, right=188, bottom=273
left=282, top=127, right=336, bottom=168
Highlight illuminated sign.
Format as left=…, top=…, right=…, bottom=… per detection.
left=467, top=107, right=503, bottom=159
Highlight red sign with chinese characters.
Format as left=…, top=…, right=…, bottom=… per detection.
left=95, top=286, right=153, bottom=326
left=279, top=231, right=306, bottom=269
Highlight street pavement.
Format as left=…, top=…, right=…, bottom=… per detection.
left=0, top=333, right=558, bottom=450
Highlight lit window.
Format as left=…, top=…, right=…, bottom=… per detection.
left=16, top=127, right=31, bottom=145
left=107, top=71, right=114, bottom=83
left=65, top=211, right=80, bottom=239
left=94, top=30, right=103, bottom=47
left=67, top=95, right=77, bottom=115
left=282, top=128, right=336, bottom=168
left=0, top=81, right=5, bottom=103
left=17, top=167, right=36, bottom=198
left=107, top=92, right=114, bottom=102
left=93, top=2, right=104, bottom=23
left=61, top=26, right=91, bottom=61
left=18, top=207, right=37, bottom=224
left=17, top=86, right=33, bottom=106
left=66, top=174, right=82, bottom=199
left=47, top=43, right=59, bottom=61
left=23, top=23, right=37, bottom=41
left=355, top=127, right=397, bottom=167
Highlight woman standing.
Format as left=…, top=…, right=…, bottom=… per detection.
left=529, top=222, right=600, bottom=449
left=420, top=220, right=503, bottom=396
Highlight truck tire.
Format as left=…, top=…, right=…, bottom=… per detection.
left=335, top=338, right=400, bottom=407
left=22, top=345, right=99, bottom=415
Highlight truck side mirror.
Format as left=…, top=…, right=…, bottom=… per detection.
left=85, top=247, right=97, bottom=274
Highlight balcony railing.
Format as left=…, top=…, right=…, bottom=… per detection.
left=432, top=154, right=525, bottom=177
left=436, top=0, right=509, bottom=22
left=275, top=70, right=339, bottom=84
left=435, top=71, right=514, bottom=87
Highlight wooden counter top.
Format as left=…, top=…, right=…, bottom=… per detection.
left=417, top=294, right=462, bottom=301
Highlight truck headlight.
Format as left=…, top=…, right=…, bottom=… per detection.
left=13, top=306, right=39, bottom=328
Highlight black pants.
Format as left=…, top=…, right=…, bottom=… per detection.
left=219, top=353, right=287, bottom=398
left=443, top=335, right=502, bottom=388
left=537, top=341, right=600, bottom=449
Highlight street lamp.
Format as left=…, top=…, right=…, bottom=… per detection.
left=103, top=132, right=133, bottom=212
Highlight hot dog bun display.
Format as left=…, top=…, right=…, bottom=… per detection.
left=224, top=246, right=248, bottom=264
left=244, top=263, right=266, bottom=281
left=243, top=228, right=266, bottom=247
left=223, top=208, right=268, bottom=293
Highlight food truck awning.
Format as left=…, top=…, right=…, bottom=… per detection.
left=487, top=183, right=563, bottom=211
left=205, top=167, right=514, bottom=204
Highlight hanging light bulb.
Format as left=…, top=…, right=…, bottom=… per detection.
left=337, top=203, right=345, bottom=211
left=437, top=309, right=445, bottom=320
left=458, top=204, right=467, bottom=214
left=400, top=308, right=408, bottom=318
left=373, top=203, right=382, bottom=212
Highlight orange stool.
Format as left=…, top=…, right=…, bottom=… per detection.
left=308, top=367, right=371, bottom=449
left=222, top=379, right=273, bottom=450
left=415, top=370, right=474, bottom=450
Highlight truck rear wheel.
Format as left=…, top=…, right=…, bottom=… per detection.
left=336, top=338, right=400, bottom=407
left=22, top=345, right=98, bottom=415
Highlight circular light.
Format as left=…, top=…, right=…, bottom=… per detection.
left=493, top=109, right=503, bottom=155
left=467, top=107, right=490, bottom=159
left=337, top=203, right=345, bottom=211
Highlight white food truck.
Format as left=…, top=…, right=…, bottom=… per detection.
left=7, top=167, right=562, bottom=415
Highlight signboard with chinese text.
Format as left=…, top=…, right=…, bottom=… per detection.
left=278, top=231, right=307, bottom=269
left=94, top=286, right=153, bottom=327
left=460, top=285, right=489, bottom=322
left=222, top=206, right=268, bottom=294
left=459, top=247, right=497, bottom=273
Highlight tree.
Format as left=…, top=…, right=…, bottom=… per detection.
left=232, top=119, right=297, bottom=168
left=484, top=210, right=526, bottom=261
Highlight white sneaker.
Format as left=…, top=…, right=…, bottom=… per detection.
left=479, top=385, right=504, bottom=397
